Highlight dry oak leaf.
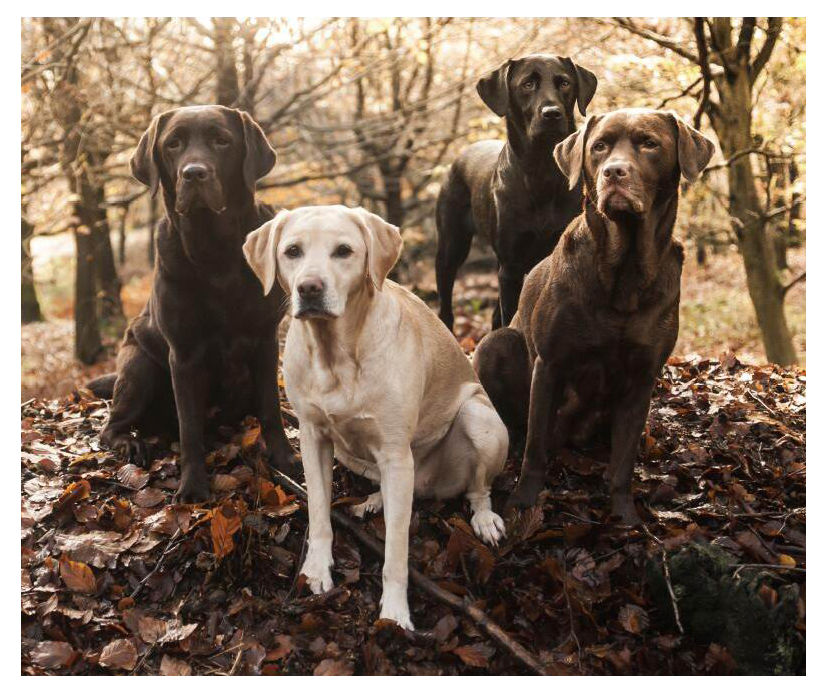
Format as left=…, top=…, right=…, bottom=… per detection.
left=59, top=554, right=96, bottom=594
left=116, top=463, right=150, bottom=490
left=30, top=641, right=77, bottom=669
left=211, top=504, right=242, bottom=559
left=98, top=638, right=138, bottom=671
left=160, top=655, right=192, bottom=676
left=313, top=658, right=354, bottom=675
left=452, top=643, right=495, bottom=668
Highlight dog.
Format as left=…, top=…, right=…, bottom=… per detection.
left=88, top=105, right=295, bottom=502
left=243, top=205, right=508, bottom=630
left=435, top=54, right=597, bottom=331
left=473, top=108, right=715, bottom=522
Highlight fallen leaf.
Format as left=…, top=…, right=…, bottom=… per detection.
left=59, top=554, right=96, bottom=594
left=211, top=504, right=242, bottom=559
left=98, top=638, right=138, bottom=671
left=117, top=463, right=150, bottom=490
left=618, top=603, right=649, bottom=634
left=133, top=487, right=166, bottom=508
left=160, top=654, right=192, bottom=676
left=313, top=658, right=354, bottom=675
left=452, top=643, right=494, bottom=668
left=30, top=641, right=76, bottom=669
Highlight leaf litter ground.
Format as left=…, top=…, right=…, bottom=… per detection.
left=21, top=353, right=805, bottom=675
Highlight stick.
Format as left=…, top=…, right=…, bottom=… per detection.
left=273, top=469, right=546, bottom=676
left=130, top=528, right=182, bottom=600
left=642, top=524, right=684, bottom=635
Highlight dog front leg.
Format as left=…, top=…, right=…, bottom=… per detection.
left=497, top=265, right=524, bottom=328
left=253, top=336, right=296, bottom=473
left=299, top=424, right=335, bottom=593
left=378, top=447, right=415, bottom=630
left=608, top=379, right=655, bottom=525
left=505, top=355, right=559, bottom=512
left=169, top=347, right=210, bottom=503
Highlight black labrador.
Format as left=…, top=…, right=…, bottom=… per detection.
left=88, top=105, right=295, bottom=502
left=473, top=108, right=714, bottom=521
left=435, top=54, right=597, bottom=331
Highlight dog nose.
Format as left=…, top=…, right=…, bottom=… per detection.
left=603, top=162, right=629, bottom=180
left=298, top=278, right=324, bottom=298
left=182, top=163, right=209, bottom=182
left=541, top=105, right=563, bottom=120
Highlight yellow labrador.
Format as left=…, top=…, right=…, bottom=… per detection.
left=243, top=205, right=507, bottom=630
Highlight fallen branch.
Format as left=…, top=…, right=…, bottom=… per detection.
left=642, top=524, right=684, bottom=635
left=273, top=469, right=547, bottom=676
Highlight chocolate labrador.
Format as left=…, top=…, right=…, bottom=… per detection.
left=435, top=54, right=597, bottom=331
left=88, top=105, right=295, bottom=502
left=473, top=108, right=715, bottom=522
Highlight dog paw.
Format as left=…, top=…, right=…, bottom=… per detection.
left=175, top=469, right=211, bottom=504
left=301, top=548, right=334, bottom=594
left=102, top=432, right=148, bottom=468
left=471, top=509, right=506, bottom=545
left=351, top=491, right=383, bottom=519
left=379, top=588, right=414, bottom=631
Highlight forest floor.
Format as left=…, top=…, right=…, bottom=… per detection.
left=21, top=355, right=806, bottom=674
left=22, top=234, right=805, bottom=400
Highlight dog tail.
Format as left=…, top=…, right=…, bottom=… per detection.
left=86, top=373, right=117, bottom=399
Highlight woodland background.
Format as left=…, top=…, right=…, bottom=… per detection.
left=21, top=18, right=805, bottom=397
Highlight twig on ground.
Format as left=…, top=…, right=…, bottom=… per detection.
left=642, top=524, right=684, bottom=636
left=130, top=528, right=182, bottom=600
left=561, top=550, right=583, bottom=672
left=273, top=469, right=547, bottom=676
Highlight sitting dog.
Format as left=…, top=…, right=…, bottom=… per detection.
left=436, top=54, right=597, bottom=331
left=88, top=105, right=295, bottom=502
left=473, top=109, right=714, bottom=522
left=243, top=205, right=508, bottom=630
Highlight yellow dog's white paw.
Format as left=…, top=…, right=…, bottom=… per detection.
left=379, top=587, right=414, bottom=630
left=471, top=509, right=506, bottom=545
left=351, top=491, right=383, bottom=519
left=300, top=547, right=334, bottom=594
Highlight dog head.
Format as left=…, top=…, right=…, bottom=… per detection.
left=130, top=105, right=276, bottom=216
left=243, top=205, right=402, bottom=320
left=477, top=54, right=597, bottom=143
left=554, top=108, right=715, bottom=220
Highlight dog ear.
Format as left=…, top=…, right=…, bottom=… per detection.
left=476, top=59, right=512, bottom=117
left=243, top=209, right=290, bottom=296
left=130, top=111, right=172, bottom=197
left=236, top=109, right=277, bottom=192
left=349, top=207, right=403, bottom=291
left=559, top=57, right=598, bottom=117
left=554, top=115, right=597, bottom=191
left=668, top=112, right=716, bottom=183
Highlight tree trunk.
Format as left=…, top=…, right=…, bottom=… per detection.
left=712, top=71, right=798, bottom=365
left=214, top=18, right=240, bottom=106
left=73, top=222, right=102, bottom=364
left=21, top=217, right=42, bottom=323
left=117, top=207, right=127, bottom=266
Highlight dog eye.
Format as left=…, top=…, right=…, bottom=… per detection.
left=166, top=138, right=181, bottom=150
left=284, top=244, right=303, bottom=259
left=592, top=140, right=607, bottom=153
left=333, top=244, right=353, bottom=258
left=214, top=136, right=230, bottom=147
left=522, top=79, right=537, bottom=91
left=642, top=138, right=659, bottom=149
left=559, top=79, right=571, bottom=89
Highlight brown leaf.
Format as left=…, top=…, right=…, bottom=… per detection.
left=133, top=487, right=166, bottom=508
left=117, top=463, right=150, bottom=490
left=211, top=504, right=242, bottom=559
left=53, top=479, right=91, bottom=515
left=241, top=421, right=261, bottom=450
left=30, top=641, right=76, bottom=669
left=212, top=473, right=240, bottom=492
left=98, top=638, right=138, bottom=670
left=618, top=603, right=649, bottom=634
left=313, top=658, right=354, bottom=675
left=452, top=643, right=495, bottom=668
left=53, top=529, right=140, bottom=568
left=432, top=614, right=458, bottom=643
left=59, top=554, right=96, bottom=594
left=160, top=655, right=192, bottom=676
left=265, top=634, right=294, bottom=662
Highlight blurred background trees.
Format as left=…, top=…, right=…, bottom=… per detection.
left=20, top=17, right=806, bottom=393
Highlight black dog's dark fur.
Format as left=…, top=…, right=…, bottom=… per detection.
left=88, top=105, right=295, bottom=502
left=435, top=54, right=597, bottom=330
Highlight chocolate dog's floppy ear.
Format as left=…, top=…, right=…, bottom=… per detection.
left=559, top=57, right=598, bottom=117
left=130, top=110, right=172, bottom=197
left=668, top=112, right=716, bottom=183
left=349, top=207, right=403, bottom=291
left=554, top=114, right=597, bottom=190
left=243, top=208, right=290, bottom=296
left=476, top=59, right=513, bottom=117
left=236, top=110, right=277, bottom=192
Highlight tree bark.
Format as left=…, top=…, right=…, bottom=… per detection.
left=73, top=222, right=102, bottom=364
left=214, top=18, right=240, bottom=106
left=21, top=217, right=43, bottom=324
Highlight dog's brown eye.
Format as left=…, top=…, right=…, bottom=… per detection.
left=166, top=138, right=181, bottom=150
left=559, top=79, right=571, bottom=89
left=592, top=140, right=607, bottom=153
left=333, top=244, right=353, bottom=259
left=214, top=136, right=230, bottom=147
left=284, top=244, right=302, bottom=259
left=642, top=138, right=658, bottom=149
left=523, top=79, right=537, bottom=91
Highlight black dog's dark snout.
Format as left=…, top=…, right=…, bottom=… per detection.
left=181, top=163, right=210, bottom=182
left=603, top=162, right=630, bottom=180
left=541, top=105, right=563, bottom=120
left=298, top=278, right=325, bottom=299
